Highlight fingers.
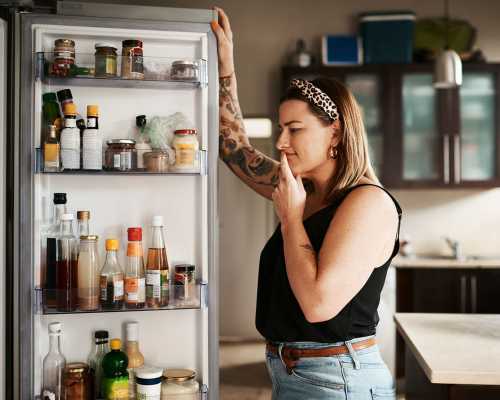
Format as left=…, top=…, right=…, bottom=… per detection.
left=280, top=153, right=294, bottom=181
left=296, top=174, right=304, bottom=191
left=214, top=6, right=233, bottom=40
left=210, top=19, right=225, bottom=42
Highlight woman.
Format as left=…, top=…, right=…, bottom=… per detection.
left=212, top=7, right=401, bottom=400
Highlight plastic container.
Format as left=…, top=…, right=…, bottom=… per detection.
left=360, top=11, right=416, bottom=64
left=136, top=366, right=162, bottom=399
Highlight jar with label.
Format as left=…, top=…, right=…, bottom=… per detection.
left=62, top=362, right=91, bottom=400
left=105, top=139, right=137, bottom=171
left=170, top=60, right=199, bottom=81
left=161, top=369, right=199, bottom=400
left=136, top=367, right=162, bottom=400
left=144, top=150, right=169, bottom=173
left=95, top=43, right=117, bottom=78
left=52, top=39, right=75, bottom=77
left=172, top=129, right=199, bottom=171
left=174, top=264, right=196, bottom=305
left=100, top=239, right=124, bottom=310
left=121, top=39, right=144, bottom=80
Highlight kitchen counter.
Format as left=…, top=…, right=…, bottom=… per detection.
left=392, top=255, right=500, bottom=269
left=394, top=313, right=500, bottom=385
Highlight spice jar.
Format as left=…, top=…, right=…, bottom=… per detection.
left=174, top=264, right=196, bottom=304
left=136, top=366, right=163, bottom=400
left=95, top=43, right=117, bottom=78
left=144, top=150, right=169, bottom=173
left=170, top=60, right=199, bottom=81
left=63, top=362, right=90, bottom=400
left=172, top=129, right=199, bottom=171
left=161, top=369, right=199, bottom=400
left=121, top=39, right=144, bottom=80
left=105, top=139, right=137, bottom=171
left=52, top=39, right=75, bottom=77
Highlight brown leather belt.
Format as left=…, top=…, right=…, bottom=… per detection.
left=266, top=337, right=376, bottom=374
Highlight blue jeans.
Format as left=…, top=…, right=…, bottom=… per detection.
left=265, top=335, right=396, bottom=399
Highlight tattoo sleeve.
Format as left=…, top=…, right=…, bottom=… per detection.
left=218, top=75, right=279, bottom=189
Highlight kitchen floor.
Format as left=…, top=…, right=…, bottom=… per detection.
left=220, top=340, right=405, bottom=400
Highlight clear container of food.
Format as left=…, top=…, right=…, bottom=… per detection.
left=161, top=369, right=199, bottom=400
left=144, top=150, right=169, bottom=173
left=104, top=139, right=137, bottom=171
left=95, top=43, right=118, bottom=78
left=121, top=39, right=144, bottom=80
left=170, top=60, right=199, bottom=81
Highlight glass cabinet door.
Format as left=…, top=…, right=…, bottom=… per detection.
left=402, top=74, right=440, bottom=181
left=345, top=74, right=383, bottom=177
left=459, top=73, right=496, bottom=181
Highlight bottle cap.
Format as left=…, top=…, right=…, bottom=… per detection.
left=175, top=264, right=196, bottom=273
left=126, top=321, right=139, bottom=341
left=61, top=213, right=73, bottom=221
left=77, top=210, right=90, bottom=221
left=127, top=227, right=142, bottom=241
left=48, top=322, right=62, bottom=334
left=63, top=103, right=77, bottom=116
left=136, top=115, right=147, bottom=128
left=56, top=88, right=73, bottom=103
left=87, top=105, right=99, bottom=117
left=136, top=366, right=163, bottom=380
left=110, top=338, right=121, bottom=350
left=95, top=330, right=109, bottom=340
left=174, top=129, right=197, bottom=135
left=152, top=216, right=163, bottom=227
left=95, top=43, right=117, bottom=50
left=42, top=92, right=57, bottom=103
left=163, top=369, right=196, bottom=381
left=106, top=239, right=119, bottom=251
left=53, top=193, right=67, bottom=205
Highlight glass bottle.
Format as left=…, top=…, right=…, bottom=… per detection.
left=42, top=322, right=66, bottom=400
left=146, top=216, right=170, bottom=308
left=100, top=239, right=124, bottom=310
left=77, top=210, right=90, bottom=237
left=56, top=88, right=86, bottom=132
left=56, top=213, right=78, bottom=312
left=125, top=322, right=144, bottom=400
left=82, top=105, right=102, bottom=170
left=43, top=192, right=67, bottom=308
left=102, top=338, right=129, bottom=400
left=125, top=227, right=146, bottom=309
left=60, top=103, right=80, bottom=170
left=43, top=124, right=60, bottom=172
left=87, top=330, right=109, bottom=400
left=77, top=235, right=100, bottom=311
left=42, top=92, right=62, bottom=140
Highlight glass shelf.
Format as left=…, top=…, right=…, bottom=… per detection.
left=35, top=52, right=207, bottom=89
left=35, top=282, right=207, bottom=315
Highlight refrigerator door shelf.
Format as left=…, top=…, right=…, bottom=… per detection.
left=36, top=52, right=208, bottom=89
left=34, top=281, right=208, bottom=315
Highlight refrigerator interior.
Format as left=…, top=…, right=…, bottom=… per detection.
left=30, top=22, right=211, bottom=397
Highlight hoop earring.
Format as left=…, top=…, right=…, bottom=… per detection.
left=329, top=146, right=338, bottom=159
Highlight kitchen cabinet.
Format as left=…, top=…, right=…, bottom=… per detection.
left=282, top=63, right=500, bottom=188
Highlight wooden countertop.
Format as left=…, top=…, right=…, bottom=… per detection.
left=394, top=313, right=500, bottom=385
left=392, top=255, right=500, bottom=269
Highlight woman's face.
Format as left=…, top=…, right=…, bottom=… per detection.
left=277, top=99, right=339, bottom=177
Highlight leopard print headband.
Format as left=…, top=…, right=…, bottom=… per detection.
left=289, top=79, right=339, bottom=122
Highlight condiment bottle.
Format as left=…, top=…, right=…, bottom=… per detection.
left=42, top=322, right=66, bottom=400
left=77, top=235, right=100, bottom=311
left=146, top=216, right=170, bottom=308
left=43, top=124, right=61, bottom=172
left=77, top=210, right=90, bottom=237
left=87, top=330, right=109, bottom=400
left=56, top=213, right=78, bottom=312
left=172, top=129, right=199, bottom=171
left=100, top=239, right=124, bottom=310
left=42, top=92, right=62, bottom=139
left=125, top=322, right=144, bottom=399
left=102, top=338, right=129, bottom=399
left=56, top=89, right=86, bottom=132
left=82, top=105, right=102, bottom=170
left=60, top=103, right=80, bottom=170
left=125, top=227, right=146, bottom=309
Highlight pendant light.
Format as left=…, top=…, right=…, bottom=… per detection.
left=433, top=0, right=462, bottom=88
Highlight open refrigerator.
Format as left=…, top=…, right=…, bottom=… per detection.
left=2, top=2, right=219, bottom=399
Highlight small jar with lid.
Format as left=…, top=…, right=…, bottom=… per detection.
left=161, top=369, right=199, bottom=400
left=53, top=39, right=75, bottom=77
left=105, top=139, right=137, bottom=171
left=62, top=362, right=91, bottom=400
left=172, top=129, right=199, bottom=171
left=95, top=43, right=118, bottom=78
left=170, top=60, right=199, bottom=81
left=144, top=150, right=169, bottom=173
left=174, top=264, right=196, bottom=304
left=121, top=39, right=144, bottom=80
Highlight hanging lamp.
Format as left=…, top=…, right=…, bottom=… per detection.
left=433, top=0, right=462, bottom=88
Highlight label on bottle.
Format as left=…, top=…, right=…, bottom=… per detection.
left=175, top=143, right=196, bottom=167
left=100, top=275, right=108, bottom=301
left=120, top=151, right=132, bottom=170
left=87, top=118, right=97, bottom=128
left=60, top=127, right=80, bottom=169
left=160, top=269, right=169, bottom=301
left=103, top=375, right=128, bottom=399
left=125, top=277, right=139, bottom=302
left=128, top=368, right=137, bottom=398
left=114, top=154, right=121, bottom=169
left=146, top=270, right=161, bottom=299
left=113, top=279, right=124, bottom=300
left=82, top=130, right=102, bottom=170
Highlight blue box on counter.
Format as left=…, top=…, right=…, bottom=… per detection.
left=322, top=35, right=361, bottom=65
left=360, top=11, right=416, bottom=64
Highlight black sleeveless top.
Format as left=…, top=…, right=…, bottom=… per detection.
left=255, top=184, right=402, bottom=342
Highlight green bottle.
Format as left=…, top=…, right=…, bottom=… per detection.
left=102, top=338, right=129, bottom=399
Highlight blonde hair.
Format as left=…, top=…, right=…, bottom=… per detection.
left=281, top=77, right=380, bottom=202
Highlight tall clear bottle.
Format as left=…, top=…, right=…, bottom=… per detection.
left=78, top=235, right=100, bottom=311
left=56, top=213, right=78, bottom=312
left=100, top=239, right=124, bottom=310
left=125, top=322, right=144, bottom=400
left=125, top=228, right=146, bottom=309
left=88, top=330, right=109, bottom=400
left=146, top=216, right=170, bottom=308
left=43, top=193, right=67, bottom=308
left=42, top=322, right=66, bottom=400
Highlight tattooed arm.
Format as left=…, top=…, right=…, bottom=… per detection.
left=218, top=74, right=279, bottom=200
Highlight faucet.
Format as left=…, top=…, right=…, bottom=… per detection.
left=443, top=237, right=464, bottom=260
